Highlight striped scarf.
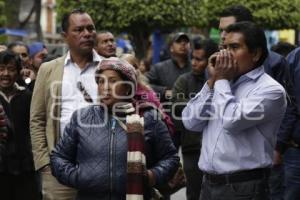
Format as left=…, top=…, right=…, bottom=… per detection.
left=115, top=113, right=146, bottom=200
left=126, top=114, right=146, bottom=200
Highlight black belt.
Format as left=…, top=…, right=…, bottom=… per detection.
left=204, top=168, right=270, bottom=185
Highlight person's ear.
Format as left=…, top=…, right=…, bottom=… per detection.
left=61, top=31, right=67, bottom=40
left=252, top=48, right=262, bottom=63
left=170, top=44, right=174, bottom=53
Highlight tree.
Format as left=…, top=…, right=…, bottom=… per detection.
left=56, top=0, right=204, bottom=59
left=4, top=0, right=43, bottom=40
left=34, top=0, right=43, bottom=41
left=0, top=0, right=6, bottom=27
left=4, top=0, right=20, bottom=28
left=56, top=0, right=300, bottom=58
left=200, top=0, right=300, bottom=30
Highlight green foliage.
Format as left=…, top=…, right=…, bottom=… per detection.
left=0, top=0, right=6, bottom=26
left=201, top=0, right=300, bottom=29
left=56, top=0, right=300, bottom=58
left=56, top=0, right=300, bottom=32
left=56, top=0, right=205, bottom=58
left=3, top=0, right=21, bottom=28
left=56, top=0, right=204, bottom=32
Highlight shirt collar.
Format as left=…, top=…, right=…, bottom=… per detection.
left=244, top=65, right=265, bottom=80
left=231, top=65, right=265, bottom=86
left=15, top=83, right=26, bottom=91
left=0, top=83, right=25, bottom=102
left=64, top=49, right=101, bottom=66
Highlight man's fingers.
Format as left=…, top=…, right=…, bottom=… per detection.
left=228, top=51, right=235, bottom=72
left=225, top=50, right=232, bottom=69
left=215, top=52, right=221, bottom=68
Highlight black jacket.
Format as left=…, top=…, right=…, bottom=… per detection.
left=146, top=58, right=191, bottom=101
left=50, top=105, right=179, bottom=200
left=0, top=87, right=34, bottom=174
left=172, top=72, right=206, bottom=153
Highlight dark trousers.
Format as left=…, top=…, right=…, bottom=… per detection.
left=269, top=165, right=285, bottom=200
left=200, top=175, right=270, bottom=200
left=182, top=153, right=203, bottom=200
left=0, top=171, right=40, bottom=200
left=284, top=147, right=300, bottom=200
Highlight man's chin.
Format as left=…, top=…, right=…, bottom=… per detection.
left=102, top=52, right=116, bottom=58
left=79, top=47, right=94, bottom=54
left=0, top=84, right=13, bottom=90
left=176, top=52, right=189, bottom=58
left=192, top=69, right=204, bottom=75
left=100, top=99, right=113, bottom=107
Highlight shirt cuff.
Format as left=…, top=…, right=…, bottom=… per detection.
left=214, top=79, right=231, bottom=94
left=185, top=82, right=214, bottom=110
left=193, top=82, right=213, bottom=98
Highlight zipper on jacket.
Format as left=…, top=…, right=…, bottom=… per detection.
left=109, top=117, right=116, bottom=199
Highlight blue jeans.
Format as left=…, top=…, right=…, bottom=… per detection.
left=283, top=147, right=300, bottom=200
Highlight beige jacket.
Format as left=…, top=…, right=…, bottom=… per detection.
left=30, top=55, right=66, bottom=170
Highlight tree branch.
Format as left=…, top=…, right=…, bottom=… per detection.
left=19, top=2, right=36, bottom=28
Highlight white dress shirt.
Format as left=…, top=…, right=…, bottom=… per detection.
left=182, top=66, right=287, bottom=174
left=60, top=50, right=101, bottom=135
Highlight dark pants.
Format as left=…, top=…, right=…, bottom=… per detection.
left=0, top=171, right=40, bottom=200
left=172, top=131, right=181, bottom=151
left=269, top=165, right=285, bottom=200
left=200, top=175, right=270, bottom=200
left=284, top=147, right=300, bottom=200
left=182, top=153, right=203, bottom=200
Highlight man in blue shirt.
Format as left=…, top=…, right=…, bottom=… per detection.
left=182, top=22, right=286, bottom=200
left=218, top=6, right=289, bottom=199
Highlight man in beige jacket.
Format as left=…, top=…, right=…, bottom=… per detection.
left=30, top=8, right=101, bottom=200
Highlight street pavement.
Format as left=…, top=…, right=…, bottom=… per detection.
left=171, top=187, right=186, bottom=200
left=171, top=148, right=187, bottom=200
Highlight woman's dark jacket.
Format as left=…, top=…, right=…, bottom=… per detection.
left=50, top=105, right=179, bottom=200
left=0, top=88, right=35, bottom=174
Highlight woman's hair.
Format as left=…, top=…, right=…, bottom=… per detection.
left=7, top=41, right=29, bottom=53
left=120, top=54, right=151, bottom=90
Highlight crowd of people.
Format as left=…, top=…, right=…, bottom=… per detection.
left=0, top=4, right=299, bottom=200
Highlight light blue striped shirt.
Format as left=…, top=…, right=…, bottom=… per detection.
left=182, top=66, right=287, bottom=174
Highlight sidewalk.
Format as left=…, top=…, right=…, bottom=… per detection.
left=171, top=187, right=186, bottom=200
